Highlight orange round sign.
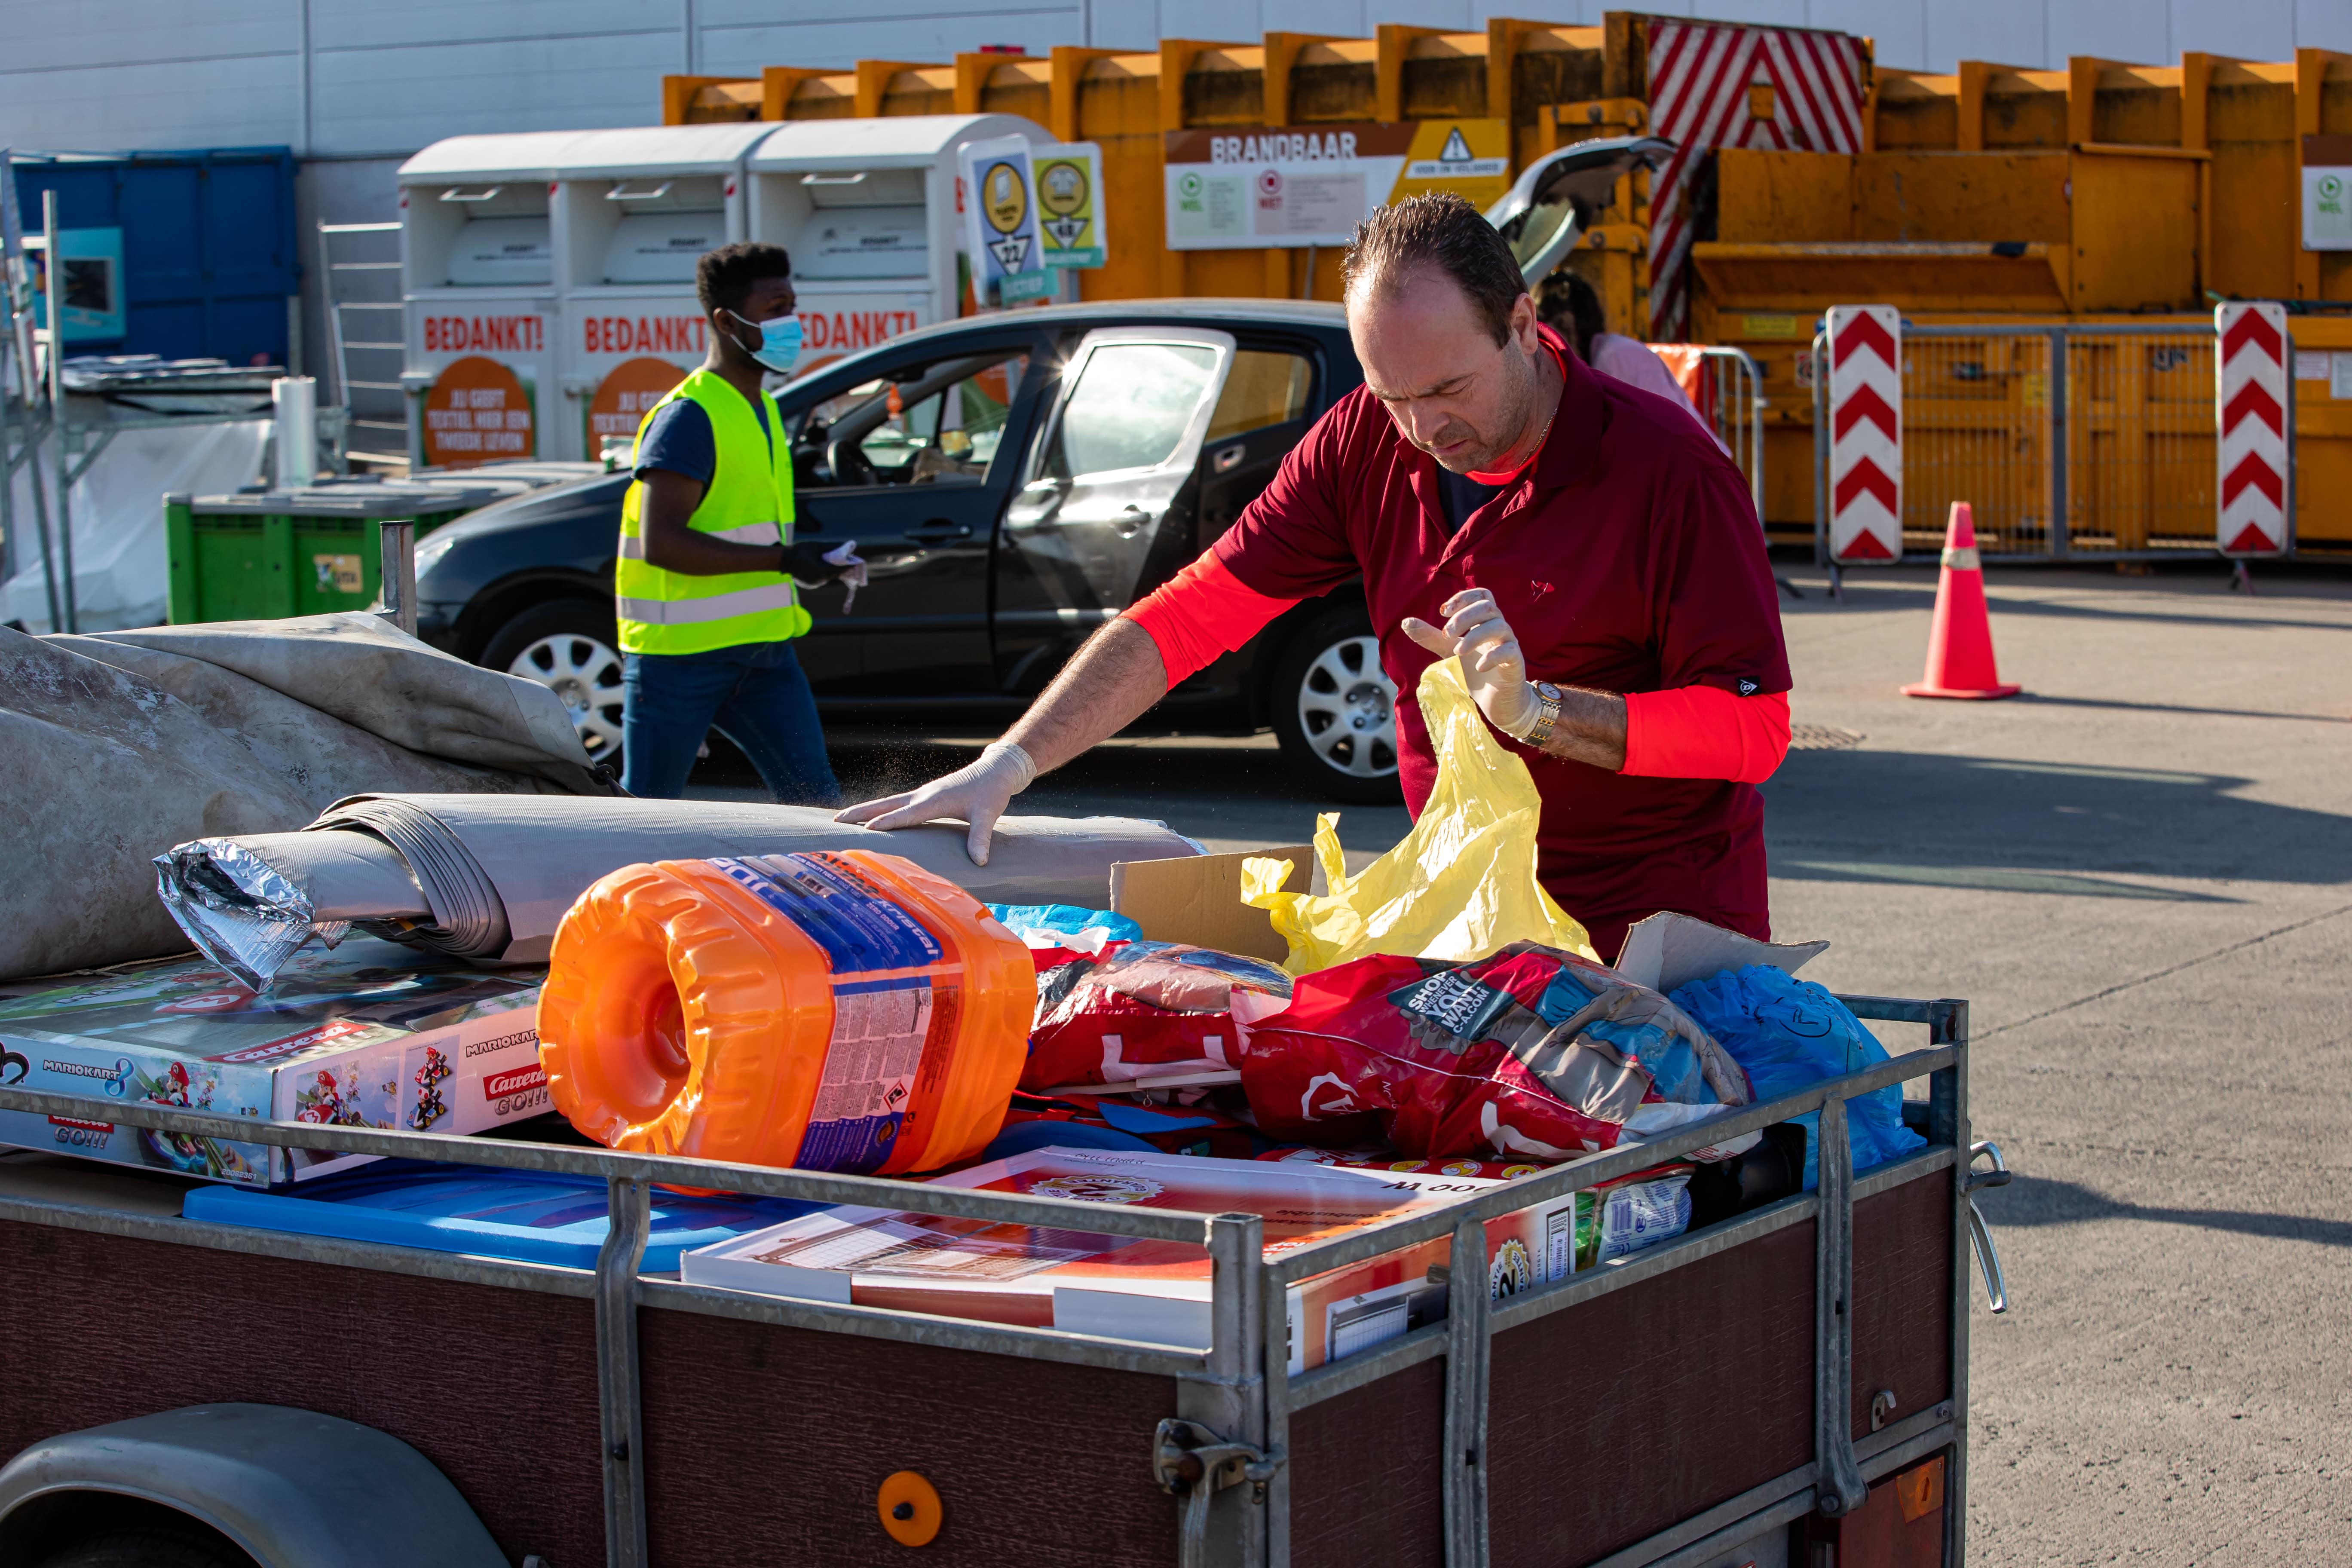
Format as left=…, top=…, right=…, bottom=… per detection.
left=588, top=357, right=690, bottom=459
left=424, top=355, right=533, bottom=468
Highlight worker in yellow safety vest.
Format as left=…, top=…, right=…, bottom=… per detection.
left=616, top=242, right=861, bottom=800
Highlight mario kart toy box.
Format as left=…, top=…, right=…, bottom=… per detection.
left=0, top=937, right=545, bottom=1188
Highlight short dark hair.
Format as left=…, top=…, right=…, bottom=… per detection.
left=1341, top=193, right=1527, bottom=346
left=697, top=242, right=793, bottom=317
left=1536, top=269, right=1606, bottom=364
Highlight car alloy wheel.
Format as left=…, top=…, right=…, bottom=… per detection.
left=508, top=631, right=626, bottom=761
left=1270, top=604, right=1403, bottom=803
left=1297, top=633, right=1399, bottom=781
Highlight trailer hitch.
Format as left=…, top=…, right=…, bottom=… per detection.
left=1152, top=1418, right=1282, bottom=1568
left=1966, top=1141, right=2011, bottom=1314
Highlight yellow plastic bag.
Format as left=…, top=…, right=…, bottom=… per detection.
left=1241, top=657, right=1595, bottom=974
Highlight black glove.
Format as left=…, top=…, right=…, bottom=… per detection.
left=780, top=540, right=849, bottom=583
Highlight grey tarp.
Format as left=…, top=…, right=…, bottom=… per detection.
left=3, top=613, right=609, bottom=980
left=155, top=793, right=1204, bottom=987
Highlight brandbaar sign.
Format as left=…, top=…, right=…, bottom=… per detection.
left=1163, top=120, right=1512, bottom=251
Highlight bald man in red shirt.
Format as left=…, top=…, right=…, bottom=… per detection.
left=842, top=194, right=1792, bottom=962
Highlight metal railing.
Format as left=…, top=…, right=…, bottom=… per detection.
left=1697, top=345, right=1767, bottom=526
left=0, top=993, right=1983, bottom=1568
left=1810, top=320, right=2285, bottom=565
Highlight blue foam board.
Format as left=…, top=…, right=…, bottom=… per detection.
left=182, top=1158, right=818, bottom=1272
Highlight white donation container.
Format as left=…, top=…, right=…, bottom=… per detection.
left=399, top=134, right=571, bottom=468
left=747, top=114, right=1049, bottom=374
left=550, top=123, right=776, bottom=462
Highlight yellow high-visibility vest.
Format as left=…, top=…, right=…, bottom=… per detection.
left=615, top=369, right=809, bottom=655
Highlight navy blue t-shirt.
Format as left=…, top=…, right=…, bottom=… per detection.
left=633, top=391, right=772, bottom=484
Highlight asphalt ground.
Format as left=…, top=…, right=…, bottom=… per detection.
left=704, top=557, right=2352, bottom=1564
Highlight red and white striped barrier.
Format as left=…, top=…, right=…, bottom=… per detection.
left=1644, top=20, right=1865, bottom=341
left=1827, top=304, right=1902, bottom=563
left=2216, top=302, right=2291, bottom=557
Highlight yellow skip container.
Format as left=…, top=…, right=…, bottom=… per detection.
left=537, top=850, right=1034, bottom=1175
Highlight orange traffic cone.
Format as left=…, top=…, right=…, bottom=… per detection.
left=1902, top=502, right=2020, bottom=700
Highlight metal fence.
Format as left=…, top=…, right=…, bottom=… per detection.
left=1812, top=321, right=2285, bottom=564
left=1698, top=346, right=1767, bottom=527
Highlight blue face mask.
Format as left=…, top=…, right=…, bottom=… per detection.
left=729, top=310, right=802, bottom=375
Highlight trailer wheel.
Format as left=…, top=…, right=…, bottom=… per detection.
left=481, top=598, right=628, bottom=766
left=1269, top=604, right=1404, bottom=804
left=30, top=1515, right=255, bottom=1568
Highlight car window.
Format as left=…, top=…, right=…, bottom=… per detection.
left=796, top=351, right=1029, bottom=489
left=1037, top=342, right=1219, bottom=481
left=1205, top=350, right=1313, bottom=444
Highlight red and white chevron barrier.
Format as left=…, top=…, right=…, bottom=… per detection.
left=1827, top=304, right=1902, bottom=563
left=1645, top=20, right=1864, bottom=341
left=2216, top=302, right=2291, bottom=557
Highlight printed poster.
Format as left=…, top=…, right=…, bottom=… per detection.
left=1034, top=142, right=1106, bottom=270
left=1164, top=120, right=1513, bottom=251
left=958, top=135, right=1051, bottom=306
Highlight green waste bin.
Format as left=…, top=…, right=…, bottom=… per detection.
left=164, top=482, right=499, bottom=624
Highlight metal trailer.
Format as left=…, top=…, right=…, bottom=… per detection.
left=0, top=995, right=2002, bottom=1568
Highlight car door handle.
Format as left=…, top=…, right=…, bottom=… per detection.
left=1113, top=505, right=1153, bottom=539
left=906, top=521, right=973, bottom=542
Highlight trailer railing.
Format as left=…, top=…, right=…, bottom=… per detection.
left=0, top=993, right=1986, bottom=1568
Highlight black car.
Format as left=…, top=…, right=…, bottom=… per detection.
left=411, top=299, right=1400, bottom=801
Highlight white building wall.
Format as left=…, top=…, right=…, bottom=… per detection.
left=2, top=0, right=2349, bottom=157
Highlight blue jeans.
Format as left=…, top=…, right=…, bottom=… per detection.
left=620, top=640, right=839, bottom=805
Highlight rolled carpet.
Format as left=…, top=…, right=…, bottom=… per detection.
left=155, top=793, right=1203, bottom=989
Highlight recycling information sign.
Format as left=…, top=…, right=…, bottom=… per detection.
left=2304, top=135, right=2352, bottom=251
left=1163, top=119, right=1512, bottom=251
left=959, top=134, right=1052, bottom=305
left=1035, top=142, right=1106, bottom=270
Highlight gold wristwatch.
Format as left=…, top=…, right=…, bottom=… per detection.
left=1525, top=681, right=1563, bottom=747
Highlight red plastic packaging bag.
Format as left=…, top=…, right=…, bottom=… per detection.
left=1239, top=941, right=1750, bottom=1163
left=1022, top=942, right=1294, bottom=1092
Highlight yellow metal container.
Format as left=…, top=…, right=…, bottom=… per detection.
left=659, top=20, right=2352, bottom=555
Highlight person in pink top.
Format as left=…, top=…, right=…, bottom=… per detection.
left=843, top=195, right=1791, bottom=962
left=1538, top=271, right=1729, bottom=452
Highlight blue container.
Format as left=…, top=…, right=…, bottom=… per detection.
left=182, top=1158, right=819, bottom=1272
left=7, top=146, right=297, bottom=365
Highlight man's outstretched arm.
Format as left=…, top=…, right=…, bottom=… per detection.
left=834, top=616, right=1170, bottom=863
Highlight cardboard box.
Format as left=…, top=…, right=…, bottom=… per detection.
left=0, top=937, right=546, bottom=1186
left=1110, top=847, right=1311, bottom=965
left=683, top=1145, right=1583, bottom=1372
left=1612, top=910, right=1826, bottom=992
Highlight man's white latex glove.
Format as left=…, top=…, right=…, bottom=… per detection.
left=823, top=539, right=868, bottom=613
left=1400, top=588, right=1540, bottom=739
left=834, top=740, right=1036, bottom=865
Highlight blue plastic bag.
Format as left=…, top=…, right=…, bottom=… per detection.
left=1667, top=965, right=1926, bottom=1188
left=987, top=903, right=1143, bottom=945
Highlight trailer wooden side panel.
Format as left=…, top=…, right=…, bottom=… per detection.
left=1485, top=1217, right=1816, bottom=1567
left=1287, top=1357, right=1448, bottom=1568
left=1284, top=1166, right=1957, bottom=1568
left=637, top=1306, right=1180, bottom=1566
left=0, top=1224, right=604, bottom=1566
left=1850, top=1168, right=1956, bottom=1439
